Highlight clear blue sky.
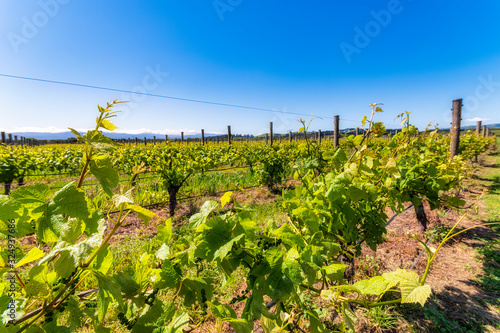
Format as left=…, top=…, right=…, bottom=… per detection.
left=1, top=0, right=499, bottom=136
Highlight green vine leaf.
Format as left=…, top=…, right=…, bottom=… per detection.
left=353, top=276, right=388, bottom=296
left=14, top=247, right=45, bottom=268
left=51, top=182, right=91, bottom=219
left=89, top=156, right=119, bottom=197
left=164, top=311, right=190, bottom=333
left=189, top=200, right=218, bottom=230
left=93, top=270, right=123, bottom=322
left=126, top=204, right=156, bottom=225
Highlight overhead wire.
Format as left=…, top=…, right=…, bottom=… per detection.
left=0, top=73, right=337, bottom=120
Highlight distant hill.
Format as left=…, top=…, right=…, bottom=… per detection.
left=6, top=123, right=499, bottom=141
left=460, top=123, right=500, bottom=130
left=6, top=131, right=220, bottom=141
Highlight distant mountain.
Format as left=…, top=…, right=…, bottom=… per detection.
left=7, top=131, right=220, bottom=141
left=460, top=123, right=500, bottom=130
left=6, top=123, right=499, bottom=141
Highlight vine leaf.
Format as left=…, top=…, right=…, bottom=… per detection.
left=342, top=303, right=357, bottom=331
left=39, top=233, right=102, bottom=278
left=112, top=188, right=134, bottom=206
left=165, top=311, right=190, bottom=333
left=100, top=119, right=118, bottom=131
left=208, top=301, right=253, bottom=333
left=51, top=182, right=91, bottom=219
left=127, top=204, right=156, bottom=225
left=157, top=218, right=172, bottom=243
left=92, top=244, right=113, bottom=274
left=220, top=191, right=233, bottom=208
left=305, top=309, right=327, bottom=333
left=93, top=270, right=123, bottom=322
left=14, top=247, right=45, bottom=268
left=383, top=269, right=432, bottom=306
left=154, top=259, right=181, bottom=290
left=189, top=200, right=218, bottom=230
left=89, top=156, right=119, bottom=197
left=9, top=183, right=51, bottom=208
left=353, top=276, right=389, bottom=296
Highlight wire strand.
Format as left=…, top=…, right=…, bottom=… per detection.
left=0, top=73, right=336, bottom=120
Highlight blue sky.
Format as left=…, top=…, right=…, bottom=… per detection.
left=0, top=0, right=499, bottom=136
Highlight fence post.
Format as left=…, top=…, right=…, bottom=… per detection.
left=355, top=128, right=359, bottom=136
left=153, top=136, right=156, bottom=145
left=181, top=132, right=184, bottom=144
left=334, top=115, right=339, bottom=149
left=201, top=129, right=205, bottom=145
left=270, top=122, right=273, bottom=146
left=318, top=129, right=322, bottom=144
left=8, top=134, right=12, bottom=145
left=227, top=126, right=232, bottom=145
left=482, top=125, right=487, bottom=137
left=450, top=98, right=462, bottom=158
left=476, top=121, right=482, bottom=135
left=144, top=137, right=147, bottom=146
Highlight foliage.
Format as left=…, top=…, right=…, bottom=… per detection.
left=0, top=102, right=493, bottom=332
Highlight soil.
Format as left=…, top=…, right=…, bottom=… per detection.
left=105, top=169, right=499, bottom=332
left=11, top=160, right=499, bottom=332
left=357, top=189, right=500, bottom=332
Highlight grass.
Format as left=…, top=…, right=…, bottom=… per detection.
left=383, top=136, right=500, bottom=333
left=474, top=137, right=500, bottom=297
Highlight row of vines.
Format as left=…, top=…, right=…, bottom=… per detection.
left=0, top=101, right=495, bottom=332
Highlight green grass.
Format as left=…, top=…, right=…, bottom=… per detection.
left=475, top=137, right=500, bottom=296
left=388, top=137, right=500, bottom=333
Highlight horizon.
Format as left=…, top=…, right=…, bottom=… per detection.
left=1, top=1, right=499, bottom=135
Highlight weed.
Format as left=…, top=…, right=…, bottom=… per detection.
left=424, top=224, right=452, bottom=243
left=357, top=255, right=382, bottom=277
left=361, top=306, right=401, bottom=331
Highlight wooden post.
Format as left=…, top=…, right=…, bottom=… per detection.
left=334, top=115, right=339, bottom=149
left=201, top=129, right=205, bottom=145
left=487, top=128, right=492, bottom=136
left=165, top=135, right=168, bottom=142
left=144, top=137, right=147, bottom=145
left=153, top=136, right=156, bottom=145
left=1, top=132, right=5, bottom=144
left=482, top=125, right=487, bottom=137
left=227, top=126, right=232, bottom=145
left=450, top=98, right=462, bottom=158
left=135, top=137, right=138, bottom=145
left=181, top=132, right=184, bottom=144
left=476, top=121, right=482, bottom=135
left=355, top=128, right=359, bottom=136
left=270, top=122, right=273, bottom=146
left=318, top=130, right=322, bottom=144
left=14, top=135, right=18, bottom=144
left=8, top=134, right=12, bottom=145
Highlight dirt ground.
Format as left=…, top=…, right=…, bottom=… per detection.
left=98, top=167, right=499, bottom=332
left=15, top=158, right=492, bottom=332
